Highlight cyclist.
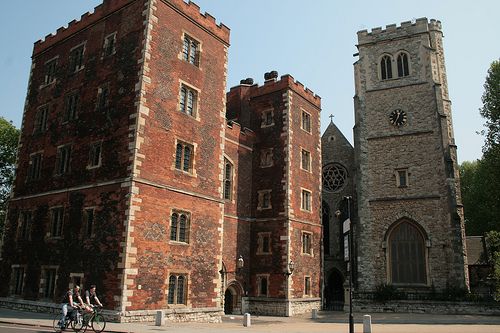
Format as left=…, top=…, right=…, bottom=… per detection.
left=85, top=285, right=103, bottom=308
left=60, top=285, right=85, bottom=330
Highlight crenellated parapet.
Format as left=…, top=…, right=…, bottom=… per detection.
left=33, top=0, right=136, bottom=56
left=165, top=0, right=230, bottom=45
left=229, top=73, right=321, bottom=109
left=225, top=120, right=255, bottom=148
left=33, top=0, right=230, bottom=56
left=357, top=17, right=442, bottom=45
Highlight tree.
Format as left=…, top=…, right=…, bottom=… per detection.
left=479, top=60, right=500, bottom=233
left=480, top=59, right=500, bottom=153
left=485, top=231, right=500, bottom=300
left=0, top=117, right=19, bottom=237
left=460, top=160, right=499, bottom=235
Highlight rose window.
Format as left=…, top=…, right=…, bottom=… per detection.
left=323, top=163, right=348, bottom=192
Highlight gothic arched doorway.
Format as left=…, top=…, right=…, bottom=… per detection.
left=224, top=283, right=243, bottom=314
left=324, top=269, right=344, bottom=311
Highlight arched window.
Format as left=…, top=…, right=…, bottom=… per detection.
left=388, top=221, right=427, bottom=284
left=380, top=55, right=393, bottom=80
left=170, top=211, right=189, bottom=243
left=397, top=52, right=410, bottom=77
left=223, top=159, right=233, bottom=200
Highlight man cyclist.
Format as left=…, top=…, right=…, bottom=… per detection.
left=85, top=285, right=103, bottom=308
left=60, top=285, right=85, bottom=330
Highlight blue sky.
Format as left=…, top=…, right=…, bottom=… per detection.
left=1, top=1, right=498, bottom=162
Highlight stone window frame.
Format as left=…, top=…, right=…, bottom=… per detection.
left=48, top=206, right=65, bottom=239
left=10, top=264, right=27, bottom=296
left=166, top=272, right=189, bottom=306
left=396, top=50, right=411, bottom=78
left=300, top=148, right=311, bottom=172
left=27, top=151, right=43, bottom=182
left=379, top=53, right=393, bottom=80
left=69, top=272, right=85, bottom=289
left=260, top=148, right=273, bottom=168
left=257, top=232, right=272, bottom=255
left=87, top=141, right=103, bottom=169
left=41, top=56, right=58, bottom=87
left=181, top=31, right=202, bottom=67
left=55, top=143, right=72, bottom=176
left=33, top=104, right=49, bottom=134
left=257, top=189, right=272, bottom=211
left=169, top=209, right=191, bottom=245
left=82, top=207, right=96, bottom=239
left=223, top=157, right=234, bottom=201
left=96, top=83, right=110, bottom=111
left=300, top=188, right=312, bottom=212
left=256, top=274, right=269, bottom=297
left=63, top=90, right=80, bottom=123
left=304, top=275, right=312, bottom=296
left=17, top=210, right=33, bottom=241
left=178, top=80, right=201, bottom=120
left=301, top=231, right=313, bottom=256
left=301, top=109, right=311, bottom=133
left=261, top=108, right=275, bottom=128
left=102, top=32, right=117, bottom=58
left=174, top=139, right=196, bottom=176
left=384, top=219, right=430, bottom=286
left=68, top=41, right=86, bottom=73
left=395, top=168, right=409, bottom=188
left=39, top=265, right=59, bottom=300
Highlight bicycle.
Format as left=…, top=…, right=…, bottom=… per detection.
left=52, top=306, right=85, bottom=332
left=80, top=305, right=106, bottom=333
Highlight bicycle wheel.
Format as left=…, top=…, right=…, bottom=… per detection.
left=52, top=314, right=65, bottom=332
left=91, top=314, right=106, bottom=333
left=70, top=312, right=84, bottom=332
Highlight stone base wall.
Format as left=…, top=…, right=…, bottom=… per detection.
left=119, top=308, right=223, bottom=323
left=290, top=298, right=321, bottom=316
left=0, top=298, right=222, bottom=323
left=242, top=297, right=321, bottom=317
left=354, top=299, right=500, bottom=315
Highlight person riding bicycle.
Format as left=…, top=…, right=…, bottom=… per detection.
left=60, top=285, right=85, bottom=330
left=85, top=285, right=103, bottom=308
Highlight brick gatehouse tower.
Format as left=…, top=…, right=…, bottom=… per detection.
left=0, top=0, right=322, bottom=322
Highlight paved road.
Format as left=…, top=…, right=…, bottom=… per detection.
left=0, top=323, right=53, bottom=333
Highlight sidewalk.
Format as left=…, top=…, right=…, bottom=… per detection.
left=1, top=307, right=500, bottom=333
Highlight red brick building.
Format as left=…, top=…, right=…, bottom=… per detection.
left=0, top=0, right=322, bottom=321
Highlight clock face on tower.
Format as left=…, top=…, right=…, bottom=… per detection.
left=389, top=109, right=407, bottom=126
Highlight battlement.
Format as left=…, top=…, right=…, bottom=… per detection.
left=357, top=17, right=442, bottom=45
left=225, top=120, right=255, bottom=147
left=167, top=0, right=230, bottom=45
left=33, top=0, right=230, bottom=56
left=34, top=0, right=136, bottom=56
left=229, top=73, right=321, bottom=108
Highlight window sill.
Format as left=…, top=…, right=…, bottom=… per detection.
left=169, top=241, right=190, bottom=246
left=300, top=128, right=312, bottom=134
left=39, top=81, right=56, bottom=90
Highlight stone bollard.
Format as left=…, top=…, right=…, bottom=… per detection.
left=363, top=314, right=372, bottom=333
left=155, top=310, right=164, bottom=326
left=311, top=309, right=318, bottom=319
left=243, top=313, right=251, bottom=327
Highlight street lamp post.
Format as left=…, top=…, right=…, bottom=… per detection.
left=344, top=196, right=354, bottom=333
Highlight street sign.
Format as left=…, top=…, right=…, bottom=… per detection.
left=343, top=218, right=350, bottom=233
left=344, top=234, right=349, bottom=261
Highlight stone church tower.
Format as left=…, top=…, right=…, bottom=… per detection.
left=352, top=18, right=468, bottom=293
